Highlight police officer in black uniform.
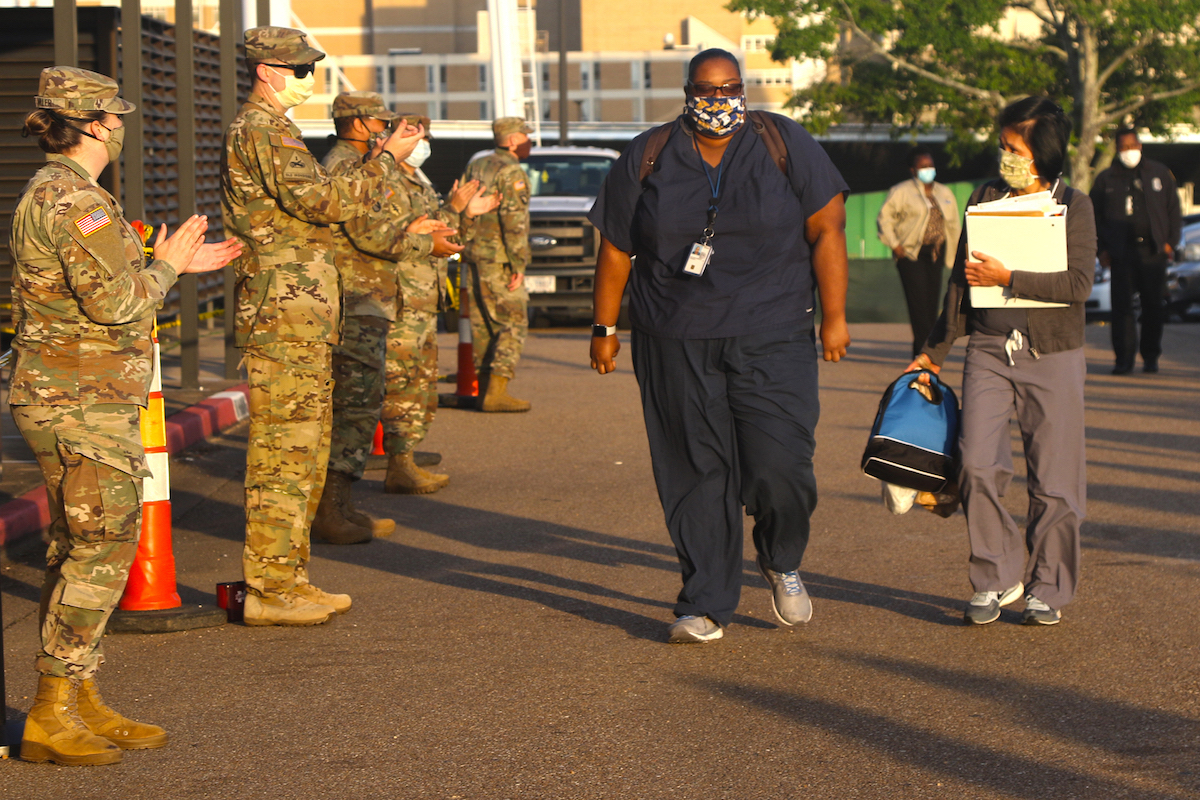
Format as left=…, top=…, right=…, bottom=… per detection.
left=1090, top=128, right=1182, bottom=374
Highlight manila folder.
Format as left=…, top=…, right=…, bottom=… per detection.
left=966, top=214, right=1068, bottom=309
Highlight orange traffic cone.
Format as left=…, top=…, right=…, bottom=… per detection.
left=436, top=260, right=478, bottom=409
left=372, top=421, right=385, bottom=456
left=108, top=311, right=223, bottom=633
left=120, top=320, right=178, bottom=611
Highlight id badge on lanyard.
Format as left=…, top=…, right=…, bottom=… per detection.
left=684, top=205, right=716, bottom=276
left=686, top=145, right=723, bottom=277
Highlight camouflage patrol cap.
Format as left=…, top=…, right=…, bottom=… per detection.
left=399, top=113, right=433, bottom=139
left=35, top=66, right=135, bottom=115
left=333, top=92, right=397, bottom=120
left=492, top=116, right=531, bottom=144
left=244, top=26, right=325, bottom=65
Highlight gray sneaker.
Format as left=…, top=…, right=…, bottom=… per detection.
left=963, top=582, right=1024, bottom=625
left=667, top=615, right=723, bottom=643
left=757, top=554, right=813, bottom=625
left=1022, top=594, right=1062, bottom=625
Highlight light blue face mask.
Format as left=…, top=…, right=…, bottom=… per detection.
left=916, top=167, right=936, bottom=184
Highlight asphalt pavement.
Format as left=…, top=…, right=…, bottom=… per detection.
left=1, top=321, right=1198, bottom=799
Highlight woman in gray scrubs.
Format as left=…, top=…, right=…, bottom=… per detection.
left=909, top=97, right=1096, bottom=626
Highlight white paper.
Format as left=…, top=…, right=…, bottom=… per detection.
left=965, top=211, right=1069, bottom=309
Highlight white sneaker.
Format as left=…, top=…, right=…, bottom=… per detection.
left=667, top=615, right=724, bottom=643
left=963, top=582, right=1024, bottom=625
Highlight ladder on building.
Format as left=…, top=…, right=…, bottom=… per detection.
left=488, top=0, right=541, bottom=143
left=517, top=0, right=542, bottom=144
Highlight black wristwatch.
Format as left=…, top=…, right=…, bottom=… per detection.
left=592, top=323, right=617, bottom=338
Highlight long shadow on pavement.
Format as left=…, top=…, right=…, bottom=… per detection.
left=696, top=676, right=1194, bottom=800
left=836, top=651, right=1200, bottom=796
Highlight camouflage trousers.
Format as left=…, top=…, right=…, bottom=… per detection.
left=242, top=342, right=332, bottom=598
left=10, top=403, right=149, bottom=680
left=328, top=314, right=389, bottom=479
left=467, top=260, right=528, bottom=379
left=382, top=307, right=439, bottom=455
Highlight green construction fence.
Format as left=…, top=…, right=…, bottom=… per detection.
left=842, top=180, right=984, bottom=323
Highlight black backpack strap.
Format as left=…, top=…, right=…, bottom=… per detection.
left=748, top=110, right=789, bottom=176
left=639, top=121, right=675, bottom=185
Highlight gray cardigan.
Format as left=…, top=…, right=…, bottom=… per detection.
left=922, top=180, right=1097, bottom=366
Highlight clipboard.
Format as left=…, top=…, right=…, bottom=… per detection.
left=965, top=210, right=1069, bottom=309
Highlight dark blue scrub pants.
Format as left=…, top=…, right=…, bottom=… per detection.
left=631, top=326, right=820, bottom=626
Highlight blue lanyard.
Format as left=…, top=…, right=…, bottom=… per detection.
left=696, top=143, right=723, bottom=244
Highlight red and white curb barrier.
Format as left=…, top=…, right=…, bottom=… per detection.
left=0, top=383, right=251, bottom=549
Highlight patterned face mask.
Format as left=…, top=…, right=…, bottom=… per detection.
left=685, top=94, right=746, bottom=138
left=999, top=149, right=1038, bottom=190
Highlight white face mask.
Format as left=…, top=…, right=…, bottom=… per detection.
left=405, top=139, right=431, bottom=168
left=272, top=69, right=315, bottom=109
left=1118, top=149, right=1142, bottom=169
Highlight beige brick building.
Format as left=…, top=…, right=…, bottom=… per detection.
left=285, top=0, right=822, bottom=131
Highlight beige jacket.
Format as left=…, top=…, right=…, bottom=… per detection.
left=877, top=178, right=961, bottom=268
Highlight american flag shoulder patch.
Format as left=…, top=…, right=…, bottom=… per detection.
left=280, top=136, right=307, bottom=150
left=75, top=207, right=112, bottom=237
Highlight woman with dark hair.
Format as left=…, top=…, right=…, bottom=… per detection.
left=908, top=97, right=1096, bottom=626
left=587, top=48, right=850, bottom=643
left=878, top=145, right=962, bottom=356
left=11, top=67, right=240, bottom=765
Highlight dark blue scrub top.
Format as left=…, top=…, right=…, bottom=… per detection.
left=588, top=114, right=848, bottom=340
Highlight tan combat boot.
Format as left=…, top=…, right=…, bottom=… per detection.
left=77, top=678, right=168, bottom=750
left=21, top=675, right=123, bottom=765
left=385, top=452, right=449, bottom=494
left=243, top=592, right=336, bottom=626
left=337, top=472, right=396, bottom=537
left=293, top=582, right=352, bottom=615
left=480, top=375, right=531, bottom=413
left=311, top=471, right=373, bottom=545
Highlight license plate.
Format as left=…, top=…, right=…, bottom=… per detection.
left=525, top=275, right=556, bottom=293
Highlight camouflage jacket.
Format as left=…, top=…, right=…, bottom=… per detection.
left=7, top=155, right=178, bottom=406
left=461, top=149, right=530, bottom=270
left=221, top=93, right=398, bottom=346
left=323, top=139, right=433, bottom=320
left=396, top=167, right=463, bottom=313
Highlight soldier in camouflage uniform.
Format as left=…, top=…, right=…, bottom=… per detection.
left=460, top=117, right=534, bottom=412
left=9, top=67, right=241, bottom=765
left=221, top=28, right=423, bottom=624
left=382, top=115, right=499, bottom=490
left=314, top=95, right=451, bottom=539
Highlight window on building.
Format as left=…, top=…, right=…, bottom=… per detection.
left=481, top=101, right=489, bottom=119
left=479, top=65, right=488, bottom=92
left=581, top=64, right=589, bottom=90
left=542, top=64, right=550, bottom=91
left=440, top=65, right=448, bottom=90
left=426, top=65, right=437, bottom=93
left=644, top=62, right=652, bottom=89
left=324, top=66, right=333, bottom=94
left=439, top=101, right=448, bottom=119
left=741, top=35, right=774, bottom=53
left=593, top=62, right=601, bottom=86
left=375, top=66, right=386, bottom=95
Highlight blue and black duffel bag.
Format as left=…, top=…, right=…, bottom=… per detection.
left=861, top=371, right=960, bottom=493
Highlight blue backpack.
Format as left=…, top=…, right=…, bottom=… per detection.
left=861, top=371, right=960, bottom=493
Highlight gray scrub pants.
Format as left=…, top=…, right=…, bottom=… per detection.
left=958, top=333, right=1086, bottom=610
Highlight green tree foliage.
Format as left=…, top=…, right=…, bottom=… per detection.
left=729, top=0, right=1200, bottom=190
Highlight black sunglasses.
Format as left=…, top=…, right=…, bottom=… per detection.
left=263, top=63, right=316, bottom=79
left=687, top=81, right=744, bottom=98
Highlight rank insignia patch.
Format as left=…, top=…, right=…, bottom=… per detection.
left=75, top=208, right=112, bottom=237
